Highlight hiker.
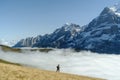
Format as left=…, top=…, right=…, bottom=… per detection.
left=56, top=64, right=60, bottom=72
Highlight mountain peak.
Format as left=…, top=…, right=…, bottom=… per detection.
left=110, top=2, right=120, bottom=12
left=64, top=23, right=70, bottom=26
left=14, top=23, right=82, bottom=48
left=109, top=2, right=120, bottom=16
left=14, top=4, right=120, bottom=54
left=63, top=23, right=79, bottom=27
left=62, top=23, right=81, bottom=32
left=100, top=7, right=114, bottom=16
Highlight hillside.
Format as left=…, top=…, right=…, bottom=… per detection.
left=0, top=45, right=21, bottom=52
left=0, top=60, right=104, bottom=80
left=0, top=45, right=53, bottom=53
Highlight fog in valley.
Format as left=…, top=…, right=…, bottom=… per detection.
left=0, top=49, right=120, bottom=80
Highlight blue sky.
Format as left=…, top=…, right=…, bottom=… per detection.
left=0, top=0, right=120, bottom=41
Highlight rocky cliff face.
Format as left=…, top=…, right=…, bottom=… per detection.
left=14, top=23, right=82, bottom=48
left=74, top=5, right=120, bottom=54
left=13, top=35, right=41, bottom=47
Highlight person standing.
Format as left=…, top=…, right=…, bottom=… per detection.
left=56, top=64, right=60, bottom=72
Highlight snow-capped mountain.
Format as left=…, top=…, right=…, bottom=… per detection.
left=110, top=3, right=120, bottom=16
left=14, top=3, right=120, bottom=54
left=14, top=23, right=81, bottom=48
left=74, top=4, right=120, bottom=54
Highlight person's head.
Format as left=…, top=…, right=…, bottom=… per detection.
left=58, top=64, right=60, bottom=66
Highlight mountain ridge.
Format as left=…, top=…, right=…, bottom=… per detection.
left=14, top=23, right=82, bottom=48
left=14, top=4, right=120, bottom=54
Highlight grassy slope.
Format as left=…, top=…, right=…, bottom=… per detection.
left=0, top=45, right=53, bottom=53
left=0, top=45, right=21, bottom=52
left=0, top=61, right=104, bottom=80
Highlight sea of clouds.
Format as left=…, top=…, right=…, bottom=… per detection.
left=0, top=49, right=120, bottom=80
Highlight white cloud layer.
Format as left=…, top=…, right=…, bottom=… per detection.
left=0, top=49, right=119, bottom=80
